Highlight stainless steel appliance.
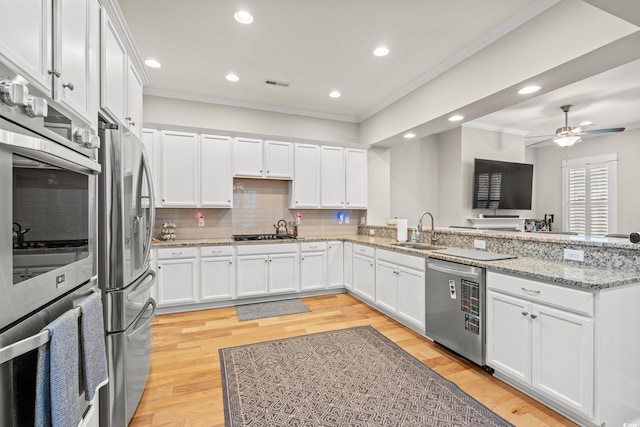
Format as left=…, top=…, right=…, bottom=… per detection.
left=98, top=118, right=156, bottom=427
left=425, top=258, right=486, bottom=366
left=0, top=115, right=100, bottom=332
left=0, top=64, right=101, bottom=425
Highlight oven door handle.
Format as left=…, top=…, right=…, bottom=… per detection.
left=127, top=269, right=156, bottom=301
left=127, top=298, right=156, bottom=341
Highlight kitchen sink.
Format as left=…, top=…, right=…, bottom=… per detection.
left=390, top=242, right=446, bottom=251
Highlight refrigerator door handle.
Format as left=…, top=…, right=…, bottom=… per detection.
left=140, top=150, right=155, bottom=266
left=127, top=269, right=156, bottom=301
left=127, top=298, right=156, bottom=341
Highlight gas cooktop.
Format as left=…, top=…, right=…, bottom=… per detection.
left=232, top=234, right=297, bottom=241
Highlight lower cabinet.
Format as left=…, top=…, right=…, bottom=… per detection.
left=236, top=243, right=299, bottom=297
left=327, top=241, right=344, bottom=289
left=375, top=249, right=425, bottom=332
left=352, top=244, right=375, bottom=302
left=200, top=246, right=235, bottom=301
left=300, top=242, right=327, bottom=291
left=486, top=271, right=594, bottom=420
left=156, top=247, right=198, bottom=306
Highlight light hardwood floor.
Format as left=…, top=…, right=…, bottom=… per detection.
left=129, top=293, right=576, bottom=427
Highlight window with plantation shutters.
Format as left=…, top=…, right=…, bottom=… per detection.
left=562, top=154, right=617, bottom=237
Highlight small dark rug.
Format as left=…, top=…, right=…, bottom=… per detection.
left=235, top=299, right=311, bottom=321
left=219, top=325, right=514, bottom=427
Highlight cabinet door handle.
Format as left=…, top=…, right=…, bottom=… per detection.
left=229, top=261, right=233, bottom=265
left=48, top=69, right=61, bottom=77
left=63, top=82, right=74, bottom=91
left=530, top=314, right=538, bottom=319
left=521, top=311, right=528, bottom=316
left=301, top=257, right=304, bottom=261
left=521, top=287, right=540, bottom=294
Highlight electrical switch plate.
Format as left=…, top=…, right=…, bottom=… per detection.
left=198, top=214, right=205, bottom=227
left=474, top=239, right=486, bottom=250
left=369, top=229, right=375, bottom=236
left=564, top=248, right=584, bottom=262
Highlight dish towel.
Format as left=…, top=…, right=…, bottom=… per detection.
left=34, top=309, right=80, bottom=427
left=78, top=292, right=109, bottom=402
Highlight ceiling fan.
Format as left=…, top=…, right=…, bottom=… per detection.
left=527, top=104, right=625, bottom=147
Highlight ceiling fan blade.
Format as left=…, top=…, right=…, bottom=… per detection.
left=525, top=134, right=555, bottom=138
left=525, top=137, right=555, bottom=147
left=575, top=127, right=625, bottom=136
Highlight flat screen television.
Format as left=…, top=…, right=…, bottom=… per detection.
left=472, top=158, right=533, bottom=210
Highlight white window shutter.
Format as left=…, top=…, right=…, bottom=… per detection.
left=563, top=153, right=617, bottom=237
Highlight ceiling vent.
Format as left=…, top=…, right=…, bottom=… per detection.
left=264, top=79, right=290, bottom=88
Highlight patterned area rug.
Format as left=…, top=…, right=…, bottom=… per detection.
left=235, top=299, right=311, bottom=321
left=219, top=326, right=513, bottom=426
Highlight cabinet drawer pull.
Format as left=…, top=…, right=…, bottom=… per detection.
left=521, top=311, right=528, bottom=316
left=530, top=314, right=538, bottom=319
left=521, top=287, right=540, bottom=294
left=171, top=252, right=183, bottom=256
left=360, top=248, right=366, bottom=252
left=309, top=245, right=317, bottom=249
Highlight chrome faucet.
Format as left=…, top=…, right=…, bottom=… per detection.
left=417, top=211, right=437, bottom=245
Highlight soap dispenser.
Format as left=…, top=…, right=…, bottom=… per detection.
left=411, top=229, right=420, bottom=243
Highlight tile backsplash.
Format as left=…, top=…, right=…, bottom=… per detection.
left=154, top=178, right=365, bottom=239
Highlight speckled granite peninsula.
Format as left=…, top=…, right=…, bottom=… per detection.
left=153, top=225, right=640, bottom=289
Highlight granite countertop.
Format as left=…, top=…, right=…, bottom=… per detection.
left=152, top=235, right=640, bottom=290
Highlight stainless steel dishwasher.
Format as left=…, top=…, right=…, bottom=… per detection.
left=425, top=258, right=486, bottom=366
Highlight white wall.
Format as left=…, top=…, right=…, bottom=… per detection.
left=367, top=147, right=391, bottom=225
left=143, top=95, right=360, bottom=145
left=532, top=128, right=640, bottom=233
left=436, top=128, right=463, bottom=227
left=388, top=135, right=439, bottom=227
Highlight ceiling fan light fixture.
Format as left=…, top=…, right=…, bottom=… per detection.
left=553, top=135, right=580, bottom=147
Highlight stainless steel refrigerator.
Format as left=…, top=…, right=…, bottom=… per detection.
left=98, top=118, right=156, bottom=427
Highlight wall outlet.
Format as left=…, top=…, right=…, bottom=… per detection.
left=198, top=213, right=205, bottom=227
left=369, top=229, right=375, bottom=236
left=474, top=239, right=486, bottom=250
left=564, top=248, right=584, bottom=262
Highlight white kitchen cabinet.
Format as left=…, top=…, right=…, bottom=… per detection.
left=352, top=244, right=375, bottom=302
left=236, top=244, right=299, bottom=297
left=126, top=58, right=143, bottom=138
left=0, top=1, right=53, bottom=94
left=200, top=134, right=233, bottom=207
left=375, top=249, right=425, bottom=332
left=156, top=247, right=198, bottom=306
left=264, top=140, right=293, bottom=179
left=327, top=241, right=344, bottom=288
left=343, top=242, right=353, bottom=291
left=0, top=0, right=99, bottom=126
left=200, top=246, right=235, bottom=301
left=300, top=242, right=328, bottom=291
left=234, top=138, right=293, bottom=179
left=320, top=146, right=345, bottom=208
left=486, top=272, right=594, bottom=419
left=345, top=148, right=368, bottom=208
left=141, top=128, right=160, bottom=207
left=291, top=143, right=320, bottom=208
left=100, top=7, right=144, bottom=132
left=100, top=10, right=127, bottom=125
left=159, top=130, right=198, bottom=206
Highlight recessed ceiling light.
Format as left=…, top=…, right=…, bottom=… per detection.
left=373, top=47, right=389, bottom=57
left=329, top=90, right=341, bottom=98
left=144, top=59, right=161, bottom=68
left=225, top=73, right=239, bottom=82
left=448, top=115, right=464, bottom=122
left=403, top=132, right=416, bottom=139
left=518, top=85, right=541, bottom=95
left=234, top=10, right=253, bottom=24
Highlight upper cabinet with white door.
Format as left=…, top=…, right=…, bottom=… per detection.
left=320, top=146, right=345, bottom=208
left=291, top=143, right=320, bottom=208
left=200, top=134, right=233, bottom=207
left=234, top=138, right=293, bottom=179
left=345, top=148, right=368, bottom=208
left=100, top=0, right=148, bottom=136
left=0, top=0, right=100, bottom=128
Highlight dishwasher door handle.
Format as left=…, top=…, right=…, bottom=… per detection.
left=427, top=262, right=481, bottom=280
